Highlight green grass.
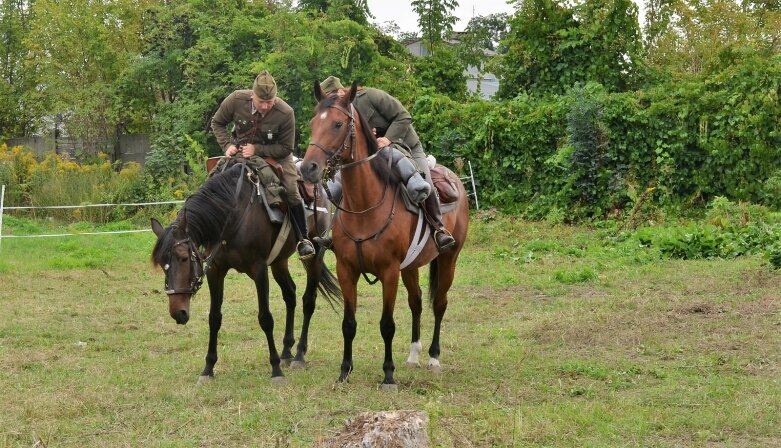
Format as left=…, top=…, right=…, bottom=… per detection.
left=1, top=215, right=780, bottom=446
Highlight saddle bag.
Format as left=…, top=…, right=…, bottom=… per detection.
left=430, top=165, right=459, bottom=204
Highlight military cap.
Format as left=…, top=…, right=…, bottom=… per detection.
left=253, top=70, right=277, bottom=100
left=320, top=76, right=344, bottom=94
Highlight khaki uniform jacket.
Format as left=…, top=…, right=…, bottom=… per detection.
left=211, top=90, right=295, bottom=160
left=353, top=88, right=421, bottom=149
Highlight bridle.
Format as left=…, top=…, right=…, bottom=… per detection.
left=306, top=98, right=400, bottom=285
left=307, top=102, right=356, bottom=175
left=307, top=101, right=388, bottom=215
left=163, top=229, right=204, bottom=296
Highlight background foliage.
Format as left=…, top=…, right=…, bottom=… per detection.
left=1, top=0, right=780, bottom=222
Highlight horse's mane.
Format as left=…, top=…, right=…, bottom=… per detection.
left=151, top=164, right=244, bottom=266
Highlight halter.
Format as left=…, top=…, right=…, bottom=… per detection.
left=163, top=231, right=204, bottom=296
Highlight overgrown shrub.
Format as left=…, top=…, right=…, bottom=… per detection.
left=412, top=52, right=781, bottom=219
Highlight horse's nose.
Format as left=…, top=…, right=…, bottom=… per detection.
left=301, top=161, right=320, bottom=183
left=172, top=309, right=189, bottom=325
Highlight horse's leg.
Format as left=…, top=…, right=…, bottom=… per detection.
left=199, top=271, right=226, bottom=383
left=379, top=269, right=401, bottom=390
left=336, top=264, right=358, bottom=384
left=428, top=257, right=456, bottom=372
left=253, top=265, right=285, bottom=381
left=291, top=255, right=319, bottom=367
left=270, top=259, right=296, bottom=366
left=401, top=268, right=423, bottom=368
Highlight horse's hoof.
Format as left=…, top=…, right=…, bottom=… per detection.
left=381, top=383, right=399, bottom=393
left=332, top=381, right=348, bottom=391
left=427, top=359, right=442, bottom=373
left=280, top=358, right=292, bottom=367
left=405, top=361, right=421, bottom=368
left=290, top=360, right=308, bottom=369
left=271, top=376, right=286, bottom=386
left=197, top=375, right=214, bottom=385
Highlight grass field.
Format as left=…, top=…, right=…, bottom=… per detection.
left=1, top=215, right=779, bottom=447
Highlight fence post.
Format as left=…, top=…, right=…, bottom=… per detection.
left=468, top=160, right=479, bottom=210
left=0, top=184, right=5, bottom=250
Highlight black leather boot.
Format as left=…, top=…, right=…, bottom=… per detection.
left=424, top=192, right=456, bottom=253
left=290, top=202, right=315, bottom=260
left=312, top=235, right=333, bottom=249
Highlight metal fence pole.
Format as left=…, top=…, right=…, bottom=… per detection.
left=468, top=160, right=479, bottom=210
left=0, top=184, right=5, bottom=250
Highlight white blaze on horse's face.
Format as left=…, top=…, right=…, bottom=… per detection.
left=319, top=111, right=328, bottom=120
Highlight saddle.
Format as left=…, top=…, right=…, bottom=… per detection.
left=206, top=155, right=286, bottom=209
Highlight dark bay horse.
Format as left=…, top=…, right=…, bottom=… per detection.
left=151, top=162, right=341, bottom=383
left=300, top=82, right=470, bottom=389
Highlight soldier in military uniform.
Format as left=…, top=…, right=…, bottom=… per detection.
left=319, top=76, right=456, bottom=253
left=211, top=70, right=315, bottom=260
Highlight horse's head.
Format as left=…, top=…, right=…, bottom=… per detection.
left=151, top=216, right=204, bottom=325
left=301, top=80, right=361, bottom=183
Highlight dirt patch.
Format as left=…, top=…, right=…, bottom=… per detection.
left=676, top=303, right=726, bottom=316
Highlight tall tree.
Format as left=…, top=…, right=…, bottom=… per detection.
left=411, top=0, right=459, bottom=53
left=644, top=0, right=781, bottom=78
left=297, top=0, right=372, bottom=25
left=0, top=0, right=35, bottom=137
left=495, top=0, right=642, bottom=98
left=23, top=0, right=152, bottom=152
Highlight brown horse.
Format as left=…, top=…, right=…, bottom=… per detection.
left=300, top=82, right=470, bottom=389
left=151, top=162, right=341, bottom=383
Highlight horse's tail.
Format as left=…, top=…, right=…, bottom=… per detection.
left=428, top=258, right=439, bottom=306
left=315, top=248, right=343, bottom=310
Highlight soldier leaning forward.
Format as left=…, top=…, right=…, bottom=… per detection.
left=211, top=70, right=315, bottom=260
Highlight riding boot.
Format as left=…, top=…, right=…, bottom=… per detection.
left=312, top=235, right=333, bottom=249
left=290, top=202, right=315, bottom=261
left=424, top=191, right=456, bottom=253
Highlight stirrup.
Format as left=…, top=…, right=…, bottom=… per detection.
left=297, top=239, right=315, bottom=260
left=312, top=236, right=333, bottom=249
left=434, top=229, right=456, bottom=253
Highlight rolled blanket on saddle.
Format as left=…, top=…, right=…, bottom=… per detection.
left=207, top=155, right=286, bottom=206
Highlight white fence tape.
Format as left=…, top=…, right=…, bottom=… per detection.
left=4, top=200, right=184, bottom=210
left=0, top=187, right=182, bottom=244
left=2, top=229, right=152, bottom=238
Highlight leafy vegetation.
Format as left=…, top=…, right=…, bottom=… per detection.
left=1, top=0, right=780, bottom=220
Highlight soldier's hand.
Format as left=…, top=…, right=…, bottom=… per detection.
left=225, top=145, right=238, bottom=158
left=377, top=137, right=391, bottom=148
left=241, top=143, right=255, bottom=158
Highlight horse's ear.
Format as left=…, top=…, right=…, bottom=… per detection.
left=314, top=80, right=323, bottom=102
left=349, top=81, right=358, bottom=102
left=151, top=218, right=164, bottom=238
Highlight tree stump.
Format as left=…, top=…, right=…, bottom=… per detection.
left=315, top=410, right=429, bottom=448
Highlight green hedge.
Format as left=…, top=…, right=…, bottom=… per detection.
left=413, top=52, right=781, bottom=219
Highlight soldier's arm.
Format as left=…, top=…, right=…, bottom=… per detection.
left=210, top=93, right=236, bottom=151
left=375, top=90, right=412, bottom=143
